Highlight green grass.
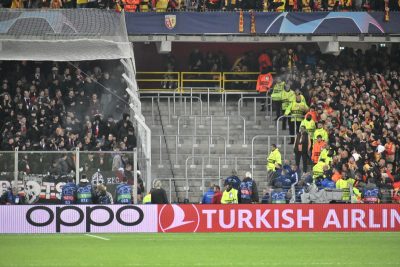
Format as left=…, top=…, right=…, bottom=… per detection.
left=0, top=232, right=399, bottom=267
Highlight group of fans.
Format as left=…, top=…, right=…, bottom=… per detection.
left=261, top=44, right=400, bottom=204
left=3, top=0, right=398, bottom=11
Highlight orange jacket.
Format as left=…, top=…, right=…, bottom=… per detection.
left=305, top=110, right=318, bottom=122
left=311, top=140, right=326, bottom=164
left=332, top=171, right=342, bottom=183
left=124, top=0, right=139, bottom=11
left=256, top=73, right=273, bottom=93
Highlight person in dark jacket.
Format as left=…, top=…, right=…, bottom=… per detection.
left=294, top=126, right=311, bottom=173
left=224, top=169, right=241, bottom=191
left=239, top=172, right=259, bottom=204
left=151, top=180, right=169, bottom=204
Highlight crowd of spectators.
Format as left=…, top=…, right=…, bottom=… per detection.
left=264, top=43, right=400, bottom=203
left=0, top=60, right=136, bottom=174
left=1, top=0, right=398, bottom=11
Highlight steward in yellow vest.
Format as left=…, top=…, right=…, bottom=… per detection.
left=267, top=144, right=282, bottom=172
left=221, top=183, right=238, bottom=204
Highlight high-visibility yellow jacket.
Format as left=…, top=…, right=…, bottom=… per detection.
left=313, top=128, right=328, bottom=142
left=267, top=148, right=282, bottom=171
left=285, top=100, right=309, bottom=122
left=281, top=90, right=295, bottom=111
left=221, top=188, right=238, bottom=204
left=312, top=161, right=326, bottom=180
left=300, top=118, right=316, bottom=137
left=271, top=81, right=285, bottom=101
left=319, top=148, right=333, bottom=166
left=143, top=193, right=152, bottom=204
left=336, top=178, right=355, bottom=201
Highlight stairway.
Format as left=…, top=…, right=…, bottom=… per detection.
left=141, top=94, right=293, bottom=203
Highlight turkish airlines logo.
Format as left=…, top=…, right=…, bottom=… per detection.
left=159, top=204, right=200, bottom=232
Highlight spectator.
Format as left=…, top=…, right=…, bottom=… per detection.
left=239, top=172, right=259, bottom=204
left=212, top=185, right=222, bottom=204
left=95, top=184, right=113, bottom=204
left=151, top=180, right=169, bottom=204
left=201, top=182, right=214, bottom=204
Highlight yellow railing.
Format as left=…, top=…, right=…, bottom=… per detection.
left=136, top=72, right=180, bottom=91
left=180, top=72, right=222, bottom=93
left=223, top=72, right=259, bottom=92
left=136, top=71, right=260, bottom=92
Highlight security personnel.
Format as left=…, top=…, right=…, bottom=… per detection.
left=300, top=115, right=316, bottom=138
left=285, top=94, right=309, bottom=142
left=143, top=192, right=152, bottom=204
left=362, top=181, right=380, bottom=203
left=116, top=180, right=133, bottom=204
left=271, top=182, right=286, bottom=204
left=313, top=121, right=328, bottom=142
left=319, top=145, right=334, bottom=166
left=123, top=0, right=139, bottom=12
left=312, top=160, right=326, bottom=181
left=271, top=78, right=285, bottom=120
left=61, top=179, right=77, bottom=205
left=156, top=0, right=168, bottom=11
left=76, top=175, right=94, bottom=204
left=311, top=135, right=326, bottom=164
left=256, top=72, right=273, bottom=94
left=221, top=182, right=238, bottom=204
left=280, top=83, right=295, bottom=131
left=239, top=172, right=259, bottom=204
left=267, top=144, right=282, bottom=172
left=139, top=0, right=151, bottom=11
left=335, top=173, right=355, bottom=201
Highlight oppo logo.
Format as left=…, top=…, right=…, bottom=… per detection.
left=26, top=206, right=144, bottom=233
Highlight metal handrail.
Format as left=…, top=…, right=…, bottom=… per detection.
left=250, top=134, right=296, bottom=175
left=140, top=95, right=203, bottom=124
left=237, top=96, right=273, bottom=123
left=177, top=114, right=246, bottom=146
left=152, top=134, right=227, bottom=167
left=276, top=115, right=298, bottom=137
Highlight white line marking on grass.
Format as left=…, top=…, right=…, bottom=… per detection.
left=84, top=234, right=110, bottom=241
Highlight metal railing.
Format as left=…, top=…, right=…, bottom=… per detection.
left=251, top=135, right=296, bottom=174
left=177, top=115, right=246, bottom=146
left=238, top=96, right=273, bottom=123
left=140, top=94, right=203, bottom=124
left=137, top=71, right=264, bottom=92
left=152, top=134, right=227, bottom=167
left=276, top=115, right=298, bottom=137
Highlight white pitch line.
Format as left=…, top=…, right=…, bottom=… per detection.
left=84, top=234, right=110, bottom=241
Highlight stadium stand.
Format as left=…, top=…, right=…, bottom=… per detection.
left=143, top=44, right=400, bottom=203
left=1, top=0, right=398, bottom=11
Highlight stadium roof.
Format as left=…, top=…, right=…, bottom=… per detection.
left=0, top=9, right=131, bottom=61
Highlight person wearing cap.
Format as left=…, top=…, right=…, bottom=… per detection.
left=239, top=172, right=259, bottom=204
left=76, top=175, right=94, bottom=204
left=61, top=178, right=77, bottom=204
left=224, top=169, right=241, bottom=191
left=221, top=181, right=238, bottom=204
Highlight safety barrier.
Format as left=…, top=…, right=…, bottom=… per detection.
left=2, top=204, right=400, bottom=233
left=137, top=71, right=266, bottom=92
left=238, top=96, right=273, bottom=124
left=177, top=115, right=246, bottom=146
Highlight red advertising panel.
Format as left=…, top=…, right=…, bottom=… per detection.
left=158, top=204, right=400, bottom=233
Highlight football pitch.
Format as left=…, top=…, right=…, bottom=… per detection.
left=0, top=232, right=399, bottom=267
